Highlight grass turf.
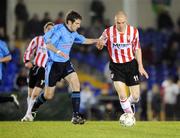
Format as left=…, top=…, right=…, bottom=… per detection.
left=0, top=121, right=180, bottom=138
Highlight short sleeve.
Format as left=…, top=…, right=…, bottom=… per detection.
left=0, top=42, right=10, bottom=56
left=100, top=29, right=108, bottom=46
left=133, top=29, right=141, bottom=50
left=74, top=33, right=86, bottom=44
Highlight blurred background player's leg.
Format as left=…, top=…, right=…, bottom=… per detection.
left=0, top=94, right=19, bottom=108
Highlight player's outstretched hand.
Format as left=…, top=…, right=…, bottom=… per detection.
left=139, top=66, right=149, bottom=79
left=96, top=39, right=104, bottom=50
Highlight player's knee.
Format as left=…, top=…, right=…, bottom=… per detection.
left=44, top=94, right=54, bottom=100
left=119, top=95, right=127, bottom=101
left=133, top=95, right=139, bottom=103
left=45, top=95, right=53, bottom=100
left=75, top=82, right=80, bottom=90
left=32, top=94, right=38, bottom=99
left=70, top=80, right=80, bottom=91
left=117, top=91, right=127, bottom=100
left=70, top=78, right=79, bottom=84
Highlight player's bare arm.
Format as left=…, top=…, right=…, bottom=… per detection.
left=83, top=38, right=104, bottom=50
left=0, top=55, right=12, bottom=63
left=83, top=38, right=103, bottom=45
left=46, top=43, right=69, bottom=59
left=135, top=49, right=149, bottom=79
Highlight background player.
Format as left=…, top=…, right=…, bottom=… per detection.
left=21, top=22, right=67, bottom=121
left=0, top=39, right=19, bottom=108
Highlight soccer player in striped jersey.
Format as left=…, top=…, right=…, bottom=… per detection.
left=21, top=22, right=67, bottom=121
left=31, top=11, right=103, bottom=124
left=97, top=11, right=149, bottom=117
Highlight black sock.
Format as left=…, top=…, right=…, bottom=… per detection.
left=71, top=91, right=80, bottom=117
left=32, top=92, right=46, bottom=112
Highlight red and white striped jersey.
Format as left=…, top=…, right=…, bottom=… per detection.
left=23, top=36, right=48, bottom=67
left=101, top=25, right=141, bottom=63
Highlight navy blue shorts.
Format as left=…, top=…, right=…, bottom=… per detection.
left=45, top=61, right=75, bottom=87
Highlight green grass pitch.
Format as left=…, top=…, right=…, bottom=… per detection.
left=0, top=121, right=180, bottom=138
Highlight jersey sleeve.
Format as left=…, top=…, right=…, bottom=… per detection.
left=74, top=33, right=86, bottom=44
left=133, top=29, right=141, bottom=50
left=44, top=25, right=61, bottom=47
left=100, top=29, right=108, bottom=46
left=23, top=37, right=38, bottom=63
left=0, top=42, right=11, bottom=56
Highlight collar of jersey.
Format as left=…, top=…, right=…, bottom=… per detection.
left=64, top=23, right=73, bottom=33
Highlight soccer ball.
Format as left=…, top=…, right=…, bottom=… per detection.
left=119, top=113, right=136, bottom=127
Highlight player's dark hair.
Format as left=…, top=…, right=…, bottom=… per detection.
left=66, top=11, right=82, bottom=24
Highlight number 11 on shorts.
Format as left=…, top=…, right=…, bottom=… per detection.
left=133, top=75, right=139, bottom=81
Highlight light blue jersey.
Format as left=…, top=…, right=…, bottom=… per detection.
left=0, top=40, right=11, bottom=80
left=44, top=24, right=86, bottom=62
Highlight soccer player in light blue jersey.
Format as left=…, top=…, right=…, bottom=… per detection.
left=0, top=39, right=19, bottom=108
left=31, top=11, right=103, bottom=124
